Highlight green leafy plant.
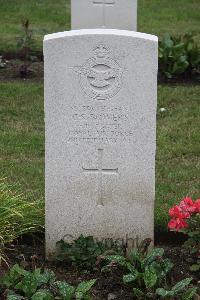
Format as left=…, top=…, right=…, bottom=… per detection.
left=16, top=19, right=33, bottom=77
left=16, top=19, right=35, bottom=58
left=159, top=33, right=200, bottom=79
left=16, top=19, right=35, bottom=78
left=102, top=246, right=197, bottom=299
left=56, top=235, right=123, bottom=271
left=156, top=278, right=197, bottom=299
left=184, top=212, right=200, bottom=272
left=55, top=279, right=96, bottom=300
left=0, top=264, right=96, bottom=300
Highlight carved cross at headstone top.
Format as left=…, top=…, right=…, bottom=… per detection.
left=71, top=0, right=138, bottom=31
left=83, top=149, right=118, bottom=206
left=92, top=0, right=115, bottom=28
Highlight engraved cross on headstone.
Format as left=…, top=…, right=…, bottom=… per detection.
left=83, top=149, right=118, bottom=206
left=93, top=0, right=115, bottom=28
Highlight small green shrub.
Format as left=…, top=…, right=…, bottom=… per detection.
left=0, top=264, right=96, bottom=300
left=56, top=235, right=123, bottom=271
left=102, top=246, right=197, bottom=299
left=184, top=212, right=200, bottom=273
left=0, top=178, right=44, bottom=249
left=159, top=33, right=200, bottom=79
left=16, top=19, right=35, bottom=58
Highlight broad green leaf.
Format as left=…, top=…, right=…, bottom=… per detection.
left=105, top=255, right=127, bottom=266
left=144, top=266, right=157, bottom=288
left=126, top=262, right=137, bottom=274
left=172, top=278, right=192, bottom=293
left=2, top=264, right=28, bottom=287
left=34, top=269, right=56, bottom=286
left=174, top=43, right=185, bottom=51
left=75, top=279, right=96, bottom=300
left=1, top=274, right=13, bottom=288
left=31, top=289, right=54, bottom=300
left=164, top=71, right=173, bottom=78
left=7, top=293, right=24, bottom=300
left=150, top=258, right=173, bottom=278
left=132, top=288, right=144, bottom=299
left=129, top=250, right=141, bottom=264
left=11, top=264, right=28, bottom=276
left=15, top=273, right=38, bottom=297
left=189, top=264, right=200, bottom=272
left=182, top=287, right=197, bottom=300
left=55, top=281, right=75, bottom=300
left=163, top=34, right=174, bottom=48
left=156, top=288, right=173, bottom=297
left=162, top=258, right=174, bottom=275
left=123, top=273, right=137, bottom=284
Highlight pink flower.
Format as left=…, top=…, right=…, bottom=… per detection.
left=194, top=199, right=200, bottom=213
left=181, top=197, right=193, bottom=206
left=168, top=219, right=177, bottom=230
left=168, top=218, right=188, bottom=231
left=169, top=205, right=190, bottom=219
left=179, top=197, right=196, bottom=214
left=168, top=196, right=199, bottom=233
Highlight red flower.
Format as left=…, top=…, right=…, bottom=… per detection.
left=168, top=219, right=177, bottom=229
left=181, top=197, right=193, bottom=206
left=179, top=197, right=196, bottom=214
left=169, top=205, right=190, bottom=219
left=194, top=199, right=200, bottom=213
left=168, top=218, right=188, bottom=231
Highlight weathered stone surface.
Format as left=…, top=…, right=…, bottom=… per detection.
left=71, top=0, right=137, bottom=31
left=44, top=29, right=158, bottom=257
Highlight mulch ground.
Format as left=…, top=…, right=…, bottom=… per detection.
left=0, top=236, right=199, bottom=300
left=0, top=57, right=200, bottom=85
left=0, top=58, right=43, bottom=82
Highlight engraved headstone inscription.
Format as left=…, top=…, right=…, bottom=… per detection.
left=71, top=0, right=137, bottom=31
left=44, top=29, right=158, bottom=257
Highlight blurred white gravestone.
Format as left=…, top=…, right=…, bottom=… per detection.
left=71, top=0, right=137, bottom=31
left=44, top=29, right=158, bottom=257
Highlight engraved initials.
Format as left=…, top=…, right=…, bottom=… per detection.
left=83, top=149, right=118, bottom=206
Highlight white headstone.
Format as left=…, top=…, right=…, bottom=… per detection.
left=44, top=29, right=158, bottom=257
left=71, top=0, right=137, bottom=31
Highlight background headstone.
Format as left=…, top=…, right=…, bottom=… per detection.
left=71, top=0, right=137, bottom=31
left=44, top=29, right=158, bottom=257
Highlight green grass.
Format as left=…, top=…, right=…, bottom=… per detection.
left=0, top=82, right=44, bottom=200
left=0, top=0, right=199, bottom=236
left=0, top=178, right=43, bottom=245
left=0, top=0, right=199, bottom=52
left=0, top=81, right=199, bottom=231
left=156, top=85, right=200, bottom=229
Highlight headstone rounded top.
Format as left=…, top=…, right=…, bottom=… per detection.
left=44, top=29, right=158, bottom=43
left=44, top=25, right=158, bottom=257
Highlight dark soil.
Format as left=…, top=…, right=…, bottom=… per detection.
left=2, top=50, right=43, bottom=62
left=0, top=241, right=133, bottom=300
left=0, top=237, right=199, bottom=300
left=158, top=73, right=200, bottom=85
left=0, top=57, right=200, bottom=85
left=0, top=59, right=43, bottom=81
